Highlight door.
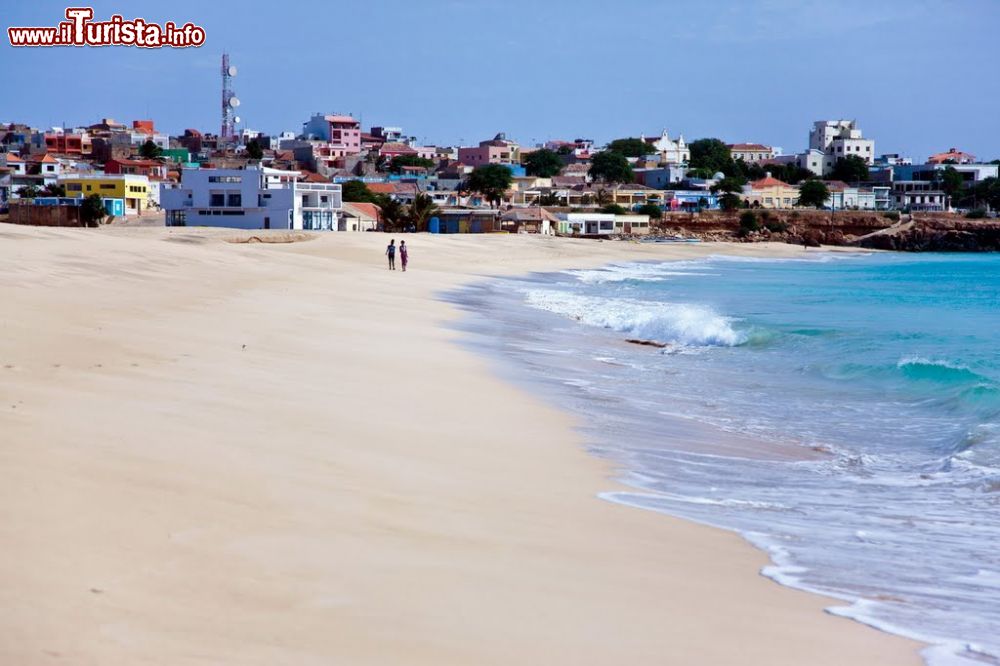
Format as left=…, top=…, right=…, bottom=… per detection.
left=264, top=216, right=270, bottom=229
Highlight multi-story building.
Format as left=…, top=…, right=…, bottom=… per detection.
left=891, top=181, right=946, bottom=211
left=301, top=114, right=362, bottom=157
left=161, top=167, right=343, bottom=230
left=60, top=173, right=151, bottom=215
left=129, top=120, right=169, bottom=151
left=927, top=148, right=976, bottom=165
left=728, top=143, right=775, bottom=164
left=104, top=158, right=168, bottom=179
left=458, top=133, right=520, bottom=166
left=40, top=130, right=92, bottom=155
left=809, top=120, right=875, bottom=166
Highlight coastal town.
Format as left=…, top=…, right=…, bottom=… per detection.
left=2, top=55, right=999, bottom=245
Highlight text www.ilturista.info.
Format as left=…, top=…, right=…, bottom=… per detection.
left=7, top=7, right=205, bottom=48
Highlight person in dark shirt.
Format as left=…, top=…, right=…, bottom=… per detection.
left=385, top=239, right=396, bottom=270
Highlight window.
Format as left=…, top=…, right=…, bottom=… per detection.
left=227, top=193, right=242, bottom=207
left=765, top=197, right=773, bottom=204
left=66, top=183, right=82, bottom=191
left=210, top=193, right=224, bottom=207
left=208, top=176, right=242, bottom=183
left=100, top=184, right=115, bottom=190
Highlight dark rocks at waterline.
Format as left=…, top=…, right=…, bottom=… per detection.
left=853, top=220, right=1000, bottom=252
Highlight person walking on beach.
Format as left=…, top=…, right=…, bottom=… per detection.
left=386, top=239, right=396, bottom=270
left=400, top=240, right=409, bottom=272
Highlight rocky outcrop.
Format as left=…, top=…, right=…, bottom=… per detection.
left=652, top=211, right=1000, bottom=252
left=853, top=219, right=1000, bottom=252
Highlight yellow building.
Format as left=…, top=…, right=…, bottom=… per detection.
left=742, top=174, right=799, bottom=209
left=59, top=174, right=151, bottom=215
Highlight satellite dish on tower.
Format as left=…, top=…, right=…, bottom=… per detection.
left=229, top=97, right=241, bottom=108
left=228, top=66, right=238, bottom=77
left=233, top=116, right=242, bottom=124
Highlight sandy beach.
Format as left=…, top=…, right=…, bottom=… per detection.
left=0, top=224, right=923, bottom=665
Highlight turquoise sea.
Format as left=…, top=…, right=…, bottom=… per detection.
left=449, top=252, right=1000, bottom=665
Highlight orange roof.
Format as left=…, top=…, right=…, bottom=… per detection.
left=927, top=148, right=976, bottom=164
left=822, top=180, right=851, bottom=191
left=4, top=152, right=24, bottom=162
left=343, top=202, right=381, bottom=219
left=366, top=182, right=395, bottom=194
left=110, top=158, right=163, bottom=167
left=750, top=176, right=792, bottom=189
left=298, top=171, right=329, bottom=183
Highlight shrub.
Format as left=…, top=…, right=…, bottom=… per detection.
left=738, top=210, right=761, bottom=236
left=764, top=218, right=789, bottom=233
left=883, top=211, right=900, bottom=221
left=965, top=208, right=987, bottom=219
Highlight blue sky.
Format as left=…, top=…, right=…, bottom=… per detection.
left=2, top=0, right=998, bottom=162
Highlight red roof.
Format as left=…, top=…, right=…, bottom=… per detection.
left=4, top=152, right=24, bottom=162
left=728, top=143, right=771, bottom=151
left=822, top=180, right=851, bottom=191
left=367, top=182, right=395, bottom=194
left=927, top=148, right=976, bottom=164
left=298, top=171, right=329, bottom=183
left=343, top=202, right=381, bottom=219
left=750, top=176, right=792, bottom=189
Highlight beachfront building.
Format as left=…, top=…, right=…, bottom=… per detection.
left=742, top=174, right=799, bottom=209
left=893, top=162, right=999, bottom=186
left=633, top=165, right=686, bottom=189
left=341, top=202, right=381, bottom=232
left=809, top=120, right=875, bottom=166
left=555, top=212, right=651, bottom=236
left=663, top=190, right=721, bottom=211
left=60, top=174, right=151, bottom=215
left=823, top=181, right=877, bottom=210
left=891, top=181, right=946, bottom=211
left=643, top=130, right=689, bottom=164
left=728, top=143, right=775, bottom=164
left=161, top=167, right=343, bottom=230
left=458, top=133, right=520, bottom=166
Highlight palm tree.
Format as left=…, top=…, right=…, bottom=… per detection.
left=407, top=193, right=439, bottom=232
left=376, top=195, right=405, bottom=231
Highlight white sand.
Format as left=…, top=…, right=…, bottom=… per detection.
left=0, top=224, right=922, bottom=665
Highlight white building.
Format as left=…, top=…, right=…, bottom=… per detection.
left=643, top=130, right=689, bottom=164
left=556, top=212, right=651, bottom=236
left=161, top=167, right=343, bottom=230
left=824, top=182, right=877, bottom=210
left=809, top=120, right=875, bottom=167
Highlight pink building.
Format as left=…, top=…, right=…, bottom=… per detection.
left=458, top=133, right=519, bottom=166
left=302, top=113, right=362, bottom=157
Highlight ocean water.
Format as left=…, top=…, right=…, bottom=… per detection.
left=446, top=252, right=1000, bottom=665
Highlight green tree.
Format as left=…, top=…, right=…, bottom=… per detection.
left=711, top=176, right=744, bottom=194
left=556, top=145, right=574, bottom=156
left=606, top=137, right=651, bottom=158
left=374, top=195, right=405, bottom=231
left=139, top=139, right=162, bottom=159
left=389, top=154, right=435, bottom=174
left=80, top=193, right=107, bottom=227
left=536, top=191, right=562, bottom=206
left=601, top=203, right=629, bottom=215
left=830, top=155, right=870, bottom=183
left=688, top=138, right=732, bottom=174
left=798, top=180, right=830, bottom=208
left=636, top=202, right=663, bottom=219
left=465, top=164, right=513, bottom=208
left=342, top=180, right=376, bottom=203
left=588, top=151, right=633, bottom=183
left=406, top=193, right=440, bottom=231
left=42, top=183, right=66, bottom=196
left=738, top=210, right=761, bottom=236
left=938, top=166, right=965, bottom=204
left=246, top=139, right=263, bottom=160
left=16, top=185, right=40, bottom=198
left=523, top=148, right=564, bottom=177
left=720, top=192, right=743, bottom=211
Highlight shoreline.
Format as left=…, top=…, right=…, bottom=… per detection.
left=0, top=224, right=923, bottom=664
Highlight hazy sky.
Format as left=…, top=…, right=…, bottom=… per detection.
left=2, top=0, right=998, bottom=162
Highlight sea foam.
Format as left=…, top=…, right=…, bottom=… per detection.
left=523, top=289, right=747, bottom=347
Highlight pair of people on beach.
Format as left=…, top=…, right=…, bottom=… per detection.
left=385, top=239, right=408, bottom=271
